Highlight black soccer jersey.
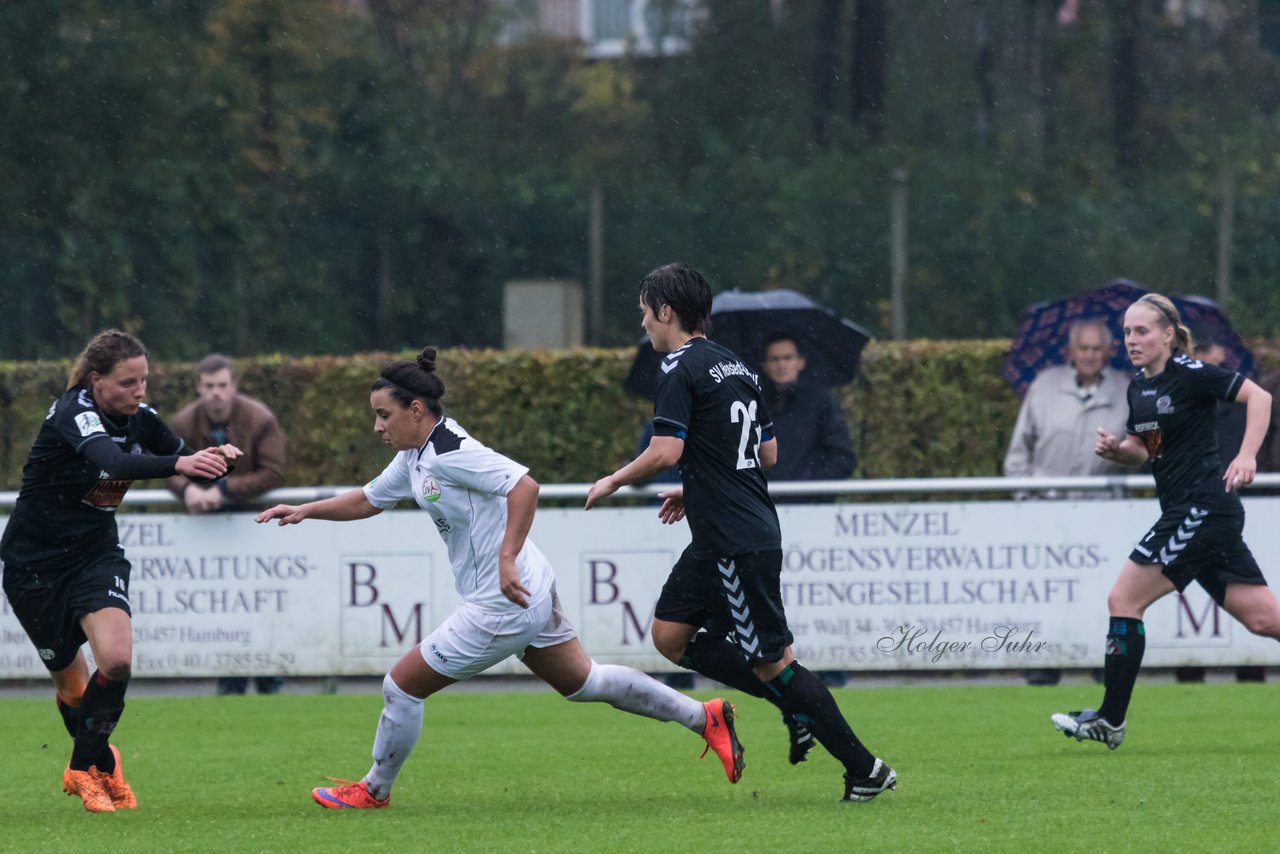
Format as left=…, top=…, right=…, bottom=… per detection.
left=0, top=387, right=188, bottom=567
left=651, top=337, right=781, bottom=558
left=1126, top=353, right=1245, bottom=514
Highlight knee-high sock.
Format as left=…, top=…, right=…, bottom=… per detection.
left=69, top=671, right=126, bottom=772
left=1098, top=617, right=1146, bottom=725
left=567, top=661, right=704, bottom=731
left=56, top=691, right=81, bottom=739
left=680, top=631, right=770, bottom=701
left=766, top=662, right=876, bottom=777
left=363, top=673, right=425, bottom=801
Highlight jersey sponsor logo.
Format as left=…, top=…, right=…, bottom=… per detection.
left=1156, top=395, right=1174, bottom=414
left=422, top=476, right=441, bottom=503
left=1140, top=388, right=1158, bottom=397
left=82, top=477, right=133, bottom=510
left=1136, top=428, right=1163, bottom=460
left=708, top=361, right=759, bottom=385
left=1134, top=421, right=1158, bottom=431
left=74, top=411, right=106, bottom=437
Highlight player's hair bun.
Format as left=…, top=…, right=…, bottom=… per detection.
left=377, top=345, right=444, bottom=405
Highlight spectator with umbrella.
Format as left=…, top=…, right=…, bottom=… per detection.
left=625, top=289, right=871, bottom=399
left=1003, top=317, right=1131, bottom=499
left=1002, top=317, right=1131, bottom=687
left=759, top=331, right=858, bottom=487
left=1002, top=279, right=1254, bottom=397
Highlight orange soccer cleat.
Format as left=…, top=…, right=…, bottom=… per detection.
left=99, top=745, right=137, bottom=809
left=62, top=766, right=115, bottom=813
left=311, top=778, right=390, bottom=810
left=700, top=698, right=745, bottom=784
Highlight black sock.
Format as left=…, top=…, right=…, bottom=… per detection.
left=69, top=671, right=127, bottom=772
left=56, top=693, right=81, bottom=739
left=1097, top=617, right=1145, bottom=726
left=680, top=631, right=771, bottom=700
left=766, top=662, right=876, bottom=777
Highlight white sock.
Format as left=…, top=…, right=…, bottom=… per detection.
left=362, top=673, right=425, bottom=800
left=567, top=661, right=705, bottom=732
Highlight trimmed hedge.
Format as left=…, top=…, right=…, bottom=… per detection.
left=3, top=341, right=1278, bottom=490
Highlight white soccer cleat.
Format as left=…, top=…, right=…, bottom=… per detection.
left=1051, top=709, right=1126, bottom=750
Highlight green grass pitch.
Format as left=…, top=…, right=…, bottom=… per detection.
left=1, top=682, right=1275, bottom=852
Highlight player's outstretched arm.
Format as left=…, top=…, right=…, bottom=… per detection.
left=256, top=488, right=381, bottom=526
left=585, top=435, right=684, bottom=510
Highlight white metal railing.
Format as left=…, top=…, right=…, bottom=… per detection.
left=4, top=474, right=1280, bottom=509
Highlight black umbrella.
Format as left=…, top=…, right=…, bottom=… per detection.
left=624, top=289, right=872, bottom=397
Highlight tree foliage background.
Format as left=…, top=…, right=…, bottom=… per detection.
left=2, top=0, right=1280, bottom=360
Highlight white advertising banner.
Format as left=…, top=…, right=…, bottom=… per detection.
left=3, top=498, right=1279, bottom=678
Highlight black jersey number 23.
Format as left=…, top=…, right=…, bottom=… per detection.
left=730, top=401, right=763, bottom=470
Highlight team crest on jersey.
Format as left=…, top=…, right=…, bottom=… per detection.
left=74, top=411, right=105, bottom=437
left=422, top=476, right=441, bottom=503
left=1156, top=395, right=1174, bottom=415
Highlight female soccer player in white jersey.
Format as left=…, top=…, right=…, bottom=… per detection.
left=256, top=347, right=743, bottom=809
left=1052, top=294, right=1280, bottom=749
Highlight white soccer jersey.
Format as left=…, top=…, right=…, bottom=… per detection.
left=362, top=417, right=554, bottom=611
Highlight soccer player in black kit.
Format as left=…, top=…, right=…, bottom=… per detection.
left=1052, top=294, right=1280, bottom=749
left=1, top=330, right=238, bottom=811
left=586, top=263, right=895, bottom=802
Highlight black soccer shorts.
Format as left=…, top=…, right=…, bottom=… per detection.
left=1129, top=506, right=1267, bottom=606
left=2, top=547, right=133, bottom=672
left=655, top=546, right=793, bottom=664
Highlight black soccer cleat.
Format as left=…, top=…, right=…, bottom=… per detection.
left=1051, top=708, right=1125, bottom=750
left=784, top=713, right=814, bottom=765
left=842, top=758, right=896, bottom=802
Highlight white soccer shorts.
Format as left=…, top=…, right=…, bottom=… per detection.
left=417, top=586, right=576, bottom=680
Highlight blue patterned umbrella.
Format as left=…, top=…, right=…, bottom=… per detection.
left=1002, top=278, right=1254, bottom=397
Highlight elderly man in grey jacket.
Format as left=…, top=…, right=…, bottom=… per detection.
left=1004, top=319, right=1130, bottom=687
left=1004, top=319, right=1130, bottom=497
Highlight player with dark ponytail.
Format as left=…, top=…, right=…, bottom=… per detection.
left=1, top=329, right=239, bottom=812
left=257, top=346, right=745, bottom=809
